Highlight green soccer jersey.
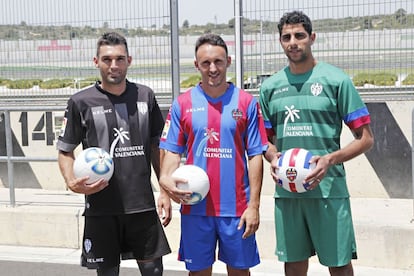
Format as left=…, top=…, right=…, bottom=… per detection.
left=259, top=62, right=370, bottom=198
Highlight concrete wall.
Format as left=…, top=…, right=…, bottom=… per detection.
left=1, top=191, right=413, bottom=270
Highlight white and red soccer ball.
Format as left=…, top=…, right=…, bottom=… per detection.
left=73, top=147, right=114, bottom=184
left=276, top=148, right=316, bottom=193
left=172, top=164, right=210, bottom=205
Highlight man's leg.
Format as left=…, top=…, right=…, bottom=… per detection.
left=226, top=265, right=250, bottom=276
left=137, top=257, right=163, bottom=276
left=96, top=265, right=120, bottom=276
left=188, top=267, right=212, bottom=276
left=329, top=262, right=354, bottom=276
left=285, top=260, right=308, bottom=276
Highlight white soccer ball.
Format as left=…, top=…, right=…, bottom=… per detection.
left=172, top=164, right=210, bottom=205
left=276, top=148, right=316, bottom=193
left=73, top=147, right=114, bottom=184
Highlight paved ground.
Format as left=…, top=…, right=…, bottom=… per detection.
left=1, top=188, right=414, bottom=275
left=0, top=245, right=413, bottom=276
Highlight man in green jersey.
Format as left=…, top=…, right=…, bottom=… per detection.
left=259, top=11, right=374, bottom=276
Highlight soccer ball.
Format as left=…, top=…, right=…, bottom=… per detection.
left=73, top=147, right=114, bottom=184
left=172, top=164, right=210, bottom=205
left=276, top=148, right=316, bottom=193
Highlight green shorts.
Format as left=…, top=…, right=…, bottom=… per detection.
left=274, top=198, right=357, bottom=267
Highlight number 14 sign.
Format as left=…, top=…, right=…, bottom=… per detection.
left=17, top=111, right=57, bottom=146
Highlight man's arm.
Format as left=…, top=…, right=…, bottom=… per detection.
left=324, top=124, right=374, bottom=165
left=58, top=150, right=108, bottom=195
left=238, top=154, right=263, bottom=239
left=305, top=124, right=374, bottom=187
left=263, top=135, right=281, bottom=182
left=151, top=144, right=172, bottom=226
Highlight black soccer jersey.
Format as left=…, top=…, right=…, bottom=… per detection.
left=57, top=80, right=165, bottom=216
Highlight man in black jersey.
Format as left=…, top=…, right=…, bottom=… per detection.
left=57, top=32, right=171, bottom=276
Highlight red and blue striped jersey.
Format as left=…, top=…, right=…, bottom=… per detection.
left=160, top=83, right=268, bottom=217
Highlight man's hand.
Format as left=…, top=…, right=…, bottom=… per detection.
left=66, top=177, right=109, bottom=195
left=303, top=155, right=328, bottom=190
left=238, top=206, right=260, bottom=239
left=270, top=152, right=282, bottom=183
left=157, top=192, right=172, bottom=227
left=158, top=175, right=193, bottom=204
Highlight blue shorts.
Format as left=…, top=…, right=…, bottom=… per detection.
left=179, top=215, right=260, bottom=271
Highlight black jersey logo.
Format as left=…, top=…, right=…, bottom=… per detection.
left=137, top=102, right=148, bottom=115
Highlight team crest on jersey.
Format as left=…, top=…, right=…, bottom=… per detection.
left=310, top=82, right=323, bottom=96
left=84, top=239, right=92, bottom=253
left=137, top=102, right=148, bottom=115
left=231, top=108, right=243, bottom=121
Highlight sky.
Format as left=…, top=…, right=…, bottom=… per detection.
left=0, top=0, right=412, bottom=28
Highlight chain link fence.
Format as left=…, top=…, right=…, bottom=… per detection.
left=242, top=0, right=414, bottom=87
left=0, top=1, right=412, bottom=94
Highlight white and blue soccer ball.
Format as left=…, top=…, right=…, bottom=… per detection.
left=73, top=147, right=114, bottom=184
left=172, top=164, right=210, bottom=205
left=276, top=148, right=316, bottom=193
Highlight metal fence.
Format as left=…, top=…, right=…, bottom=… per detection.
left=242, top=0, right=414, bottom=84
left=0, top=0, right=174, bottom=96
left=0, top=1, right=413, bottom=91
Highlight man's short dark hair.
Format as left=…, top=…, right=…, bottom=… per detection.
left=96, top=32, right=129, bottom=57
left=195, top=33, right=228, bottom=56
left=277, top=11, right=313, bottom=36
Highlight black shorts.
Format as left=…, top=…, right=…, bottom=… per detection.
left=81, top=210, right=171, bottom=269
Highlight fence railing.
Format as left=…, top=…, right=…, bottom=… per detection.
left=0, top=106, right=65, bottom=206
left=1, top=88, right=413, bottom=206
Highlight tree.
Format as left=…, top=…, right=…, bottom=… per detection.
left=228, top=18, right=235, bottom=28
left=363, top=18, right=372, bottom=29
left=182, top=19, right=189, bottom=29
left=395, top=8, right=407, bottom=25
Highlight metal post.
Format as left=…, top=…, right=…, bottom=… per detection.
left=4, top=110, right=15, bottom=207
left=234, top=0, right=244, bottom=88
left=412, top=108, right=414, bottom=222
left=170, top=0, right=180, bottom=99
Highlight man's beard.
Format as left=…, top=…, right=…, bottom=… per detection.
left=105, top=74, right=125, bottom=85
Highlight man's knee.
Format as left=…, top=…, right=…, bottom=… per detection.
left=138, top=257, right=163, bottom=276
left=329, top=262, right=354, bottom=276
left=97, top=265, right=120, bottom=276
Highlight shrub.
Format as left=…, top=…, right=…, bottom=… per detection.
left=39, top=79, right=73, bottom=89
left=0, top=78, right=10, bottom=86
left=402, top=74, right=414, bottom=85
left=352, top=72, right=397, bottom=86
left=74, top=77, right=99, bottom=88
left=180, top=74, right=201, bottom=88
left=6, top=79, right=42, bottom=89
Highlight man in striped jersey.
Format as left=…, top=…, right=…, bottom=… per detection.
left=260, top=11, right=374, bottom=276
left=159, top=33, right=268, bottom=275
